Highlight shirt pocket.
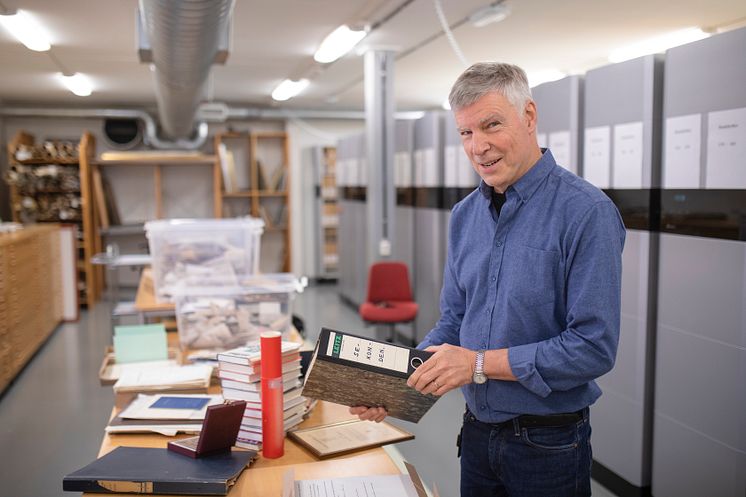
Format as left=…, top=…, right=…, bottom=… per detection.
left=505, top=244, right=560, bottom=307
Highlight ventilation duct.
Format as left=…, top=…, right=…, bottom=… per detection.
left=138, top=0, right=234, bottom=140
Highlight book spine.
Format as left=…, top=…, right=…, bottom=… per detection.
left=260, top=332, right=284, bottom=459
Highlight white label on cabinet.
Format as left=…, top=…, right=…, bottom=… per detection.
left=583, top=126, right=611, bottom=188
left=549, top=131, right=572, bottom=172
left=613, top=121, right=644, bottom=188
left=422, top=148, right=439, bottom=187
left=457, top=147, right=478, bottom=187
left=444, top=145, right=459, bottom=187
left=398, top=152, right=412, bottom=187
left=664, top=113, right=701, bottom=188
left=537, top=133, right=548, bottom=149
left=348, top=158, right=359, bottom=187
left=706, top=107, right=746, bottom=189
left=360, top=158, right=368, bottom=187
left=413, top=149, right=424, bottom=187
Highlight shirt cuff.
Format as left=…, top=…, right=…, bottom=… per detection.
left=508, top=344, right=552, bottom=398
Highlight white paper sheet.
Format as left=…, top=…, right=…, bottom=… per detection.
left=664, top=113, right=701, bottom=188
left=549, top=131, right=572, bottom=172
left=613, top=121, right=644, bottom=188
left=705, top=107, right=746, bottom=189
left=584, top=126, right=611, bottom=188
left=295, top=475, right=417, bottom=497
left=444, top=145, right=459, bottom=187
left=537, top=133, right=548, bottom=149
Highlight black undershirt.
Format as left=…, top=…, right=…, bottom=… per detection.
left=491, top=190, right=506, bottom=218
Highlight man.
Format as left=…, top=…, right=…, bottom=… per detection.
left=352, top=62, right=626, bottom=496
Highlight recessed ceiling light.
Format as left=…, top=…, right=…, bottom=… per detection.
left=469, top=2, right=510, bottom=28
left=271, top=79, right=309, bottom=101
left=608, top=27, right=710, bottom=63
left=57, top=73, right=93, bottom=97
left=314, top=25, right=367, bottom=64
left=0, top=9, right=51, bottom=51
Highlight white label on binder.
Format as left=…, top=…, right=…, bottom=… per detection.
left=549, top=131, right=572, bottom=172
left=706, top=107, right=746, bottom=189
left=664, top=113, right=701, bottom=188
left=584, top=126, right=611, bottom=189
left=613, top=121, right=644, bottom=188
left=444, top=145, right=458, bottom=187
left=326, top=332, right=409, bottom=373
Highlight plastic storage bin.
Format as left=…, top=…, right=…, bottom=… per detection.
left=174, top=273, right=304, bottom=350
left=145, top=217, right=264, bottom=302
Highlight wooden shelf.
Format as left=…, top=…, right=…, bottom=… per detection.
left=215, top=130, right=291, bottom=272
left=13, top=157, right=79, bottom=165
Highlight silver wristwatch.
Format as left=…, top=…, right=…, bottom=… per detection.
left=472, top=350, right=487, bottom=384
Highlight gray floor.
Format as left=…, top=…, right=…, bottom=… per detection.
left=0, top=282, right=617, bottom=497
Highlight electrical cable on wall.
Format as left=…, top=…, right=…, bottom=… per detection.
left=433, top=0, right=470, bottom=67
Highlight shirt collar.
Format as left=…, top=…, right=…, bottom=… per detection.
left=478, top=148, right=556, bottom=202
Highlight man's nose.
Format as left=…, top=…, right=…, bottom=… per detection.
left=471, top=132, right=490, bottom=156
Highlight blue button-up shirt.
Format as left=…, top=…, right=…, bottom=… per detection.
left=419, top=149, right=626, bottom=423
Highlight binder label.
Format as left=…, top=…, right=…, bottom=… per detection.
left=326, top=332, right=410, bottom=373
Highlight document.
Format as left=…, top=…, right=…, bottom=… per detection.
left=119, top=393, right=223, bottom=420
left=613, top=121, right=644, bottom=188
left=583, top=126, right=611, bottom=188
left=294, top=475, right=419, bottom=497
left=705, top=106, right=746, bottom=189
left=664, top=113, right=701, bottom=188
left=289, top=419, right=414, bottom=458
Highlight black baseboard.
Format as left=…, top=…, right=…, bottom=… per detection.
left=592, top=460, right=651, bottom=497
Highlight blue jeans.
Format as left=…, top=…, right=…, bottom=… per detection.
left=460, top=408, right=592, bottom=497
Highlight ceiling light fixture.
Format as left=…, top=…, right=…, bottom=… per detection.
left=271, top=79, right=309, bottom=101
left=469, top=2, right=510, bottom=28
left=527, top=69, right=566, bottom=88
left=608, top=27, right=710, bottom=63
left=57, top=73, right=93, bottom=97
left=0, top=9, right=51, bottom=51
left=314, top=25, right=367, bottom=64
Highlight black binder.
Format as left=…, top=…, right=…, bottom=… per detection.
left=301, top=327, right=438, bottom=423
left=62, top=446, right=256, bottom=495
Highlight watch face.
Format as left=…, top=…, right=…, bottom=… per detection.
left=473, top=373, right=487, bottom=384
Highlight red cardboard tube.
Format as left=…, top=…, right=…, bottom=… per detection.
left=261, top=331, right=284, bottom=458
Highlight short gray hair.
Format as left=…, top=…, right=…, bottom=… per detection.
left=448, top=62, right=532, bottom=112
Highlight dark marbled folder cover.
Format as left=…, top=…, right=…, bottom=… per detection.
left=301, top=328, right=438, bottom=423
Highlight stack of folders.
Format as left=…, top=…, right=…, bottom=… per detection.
left=106, top=393, right=224, bottom=436
left=217, top=340, right=305, bottom=451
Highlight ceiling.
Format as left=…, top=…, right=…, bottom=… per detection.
left=1, top=0, right=745, bottom=112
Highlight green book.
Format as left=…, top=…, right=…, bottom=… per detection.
left=113, top=324, right=168, bottom=363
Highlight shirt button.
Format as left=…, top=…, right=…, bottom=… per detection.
left=480, top=405, right=486, bottom=410
left=491, top=276, right=496, bottom=282
left=496, top=241, right=503, bottom=247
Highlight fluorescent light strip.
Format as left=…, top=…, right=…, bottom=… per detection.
left=609, top=27, right=710, bottom=63
left=57, top=73, right=93, bottom=97
left=314, top=25, right=367, bottom=64
left=0, top=9, right=51, bottom=51
left=271, top=79, right=309, bottom=101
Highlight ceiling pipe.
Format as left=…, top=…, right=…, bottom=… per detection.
left=138, top=0, right=234, bottom=139
left=0, top=107, right=208, bottom=149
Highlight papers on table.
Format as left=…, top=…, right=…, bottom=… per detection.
left=113, top=364, right=213, bottom=393
left=119, top=393, right=223, bottom=420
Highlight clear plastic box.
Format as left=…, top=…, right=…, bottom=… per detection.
left=174, top=273, right=305, bottom=350
left=145, top=217, right=264, bottom=302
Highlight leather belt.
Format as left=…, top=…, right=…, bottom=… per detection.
left=515, top=409, right=585, bottom=428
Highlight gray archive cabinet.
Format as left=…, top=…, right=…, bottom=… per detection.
left=582, top=54, right=664, bottom=492
left=413, top=112, right=447, bottom=342
left=653, top=27, right=746, bottom=497
left=532, top=75, right=584, bottom=175
left=393, top=119, right=416, bottom=279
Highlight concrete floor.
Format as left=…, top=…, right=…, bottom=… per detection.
left=0, top=282, right=617, bottom=497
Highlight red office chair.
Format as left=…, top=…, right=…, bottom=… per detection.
left=359, top=261, right=419, bottom=345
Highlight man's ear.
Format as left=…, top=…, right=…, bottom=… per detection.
left=524, top=100, right=538, bottom=133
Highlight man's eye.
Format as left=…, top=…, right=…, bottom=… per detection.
left=487, top=121, right=499, bottom=128
left=459, top=130, right=471, bottom=136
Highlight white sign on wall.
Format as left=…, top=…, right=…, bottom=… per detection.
left=549, top=131, right=572, bottom=172
left=706, top=107, right=746, bottom=189
left=613, top=121, right=644, bottom=188
left=584, top=126, right=611, bottom=189
left=664, top=113, right=701, bottom=188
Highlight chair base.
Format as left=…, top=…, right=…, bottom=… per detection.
left=365, top=321, right=417, bottom=347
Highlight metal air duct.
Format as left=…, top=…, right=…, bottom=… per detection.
left=138, top=0, right=234, bottom=139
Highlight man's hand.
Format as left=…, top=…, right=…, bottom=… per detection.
left=406, top=344, right=476, bottom=396
left=349, top=406, right=388, bottom=423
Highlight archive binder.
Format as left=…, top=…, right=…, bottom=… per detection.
left=301, top=328, right=438, bottom=423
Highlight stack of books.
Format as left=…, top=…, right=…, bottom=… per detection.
left=217, top=341, right=305, bottom=451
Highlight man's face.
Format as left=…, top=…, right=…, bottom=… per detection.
left=454, top=91, right=540, bottom=193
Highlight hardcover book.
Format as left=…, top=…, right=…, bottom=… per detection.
left=62, top=446, right=256, bottom=495
left=301, top=328, right=438, bottom=423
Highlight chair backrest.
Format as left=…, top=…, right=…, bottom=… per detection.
left=366, top=261, right=413, bottom=303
